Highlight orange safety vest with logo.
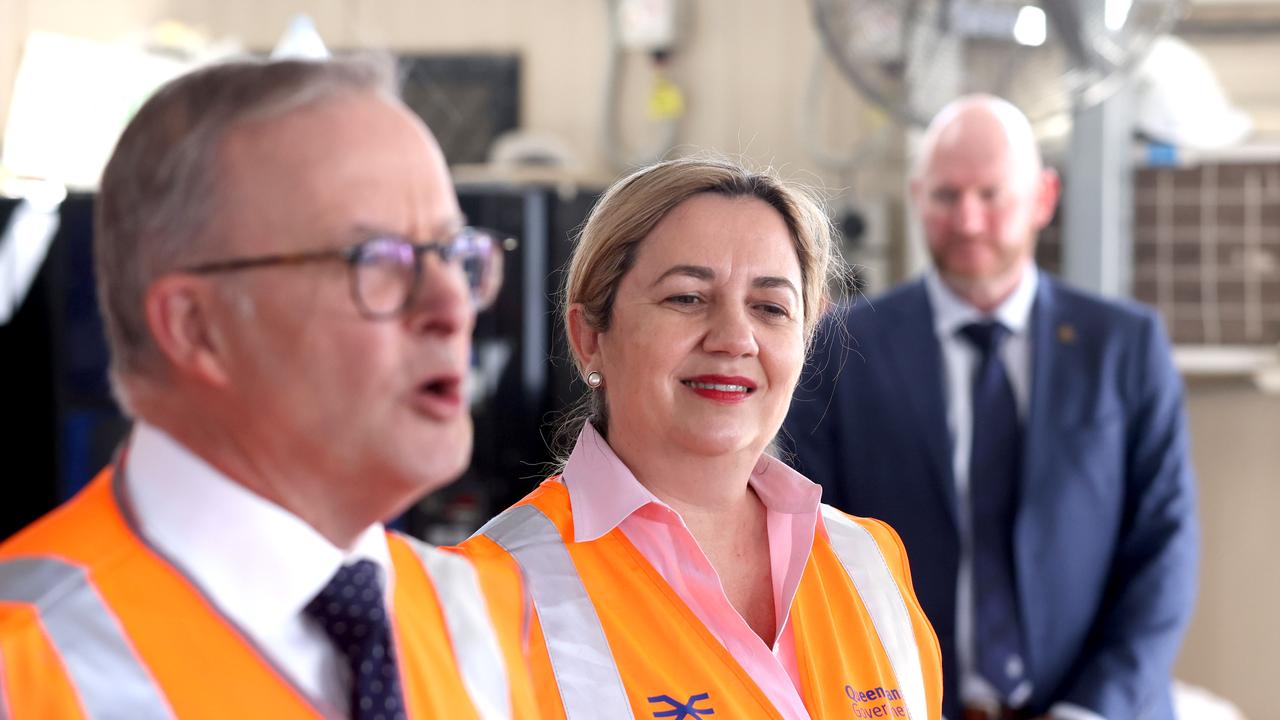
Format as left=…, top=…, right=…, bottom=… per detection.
left=0, top=469, right=538, bottom=720
left=460, top=480, right=944, bottom=720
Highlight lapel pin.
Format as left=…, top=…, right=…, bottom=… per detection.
left=1058, top=323, right=1077, bottom=344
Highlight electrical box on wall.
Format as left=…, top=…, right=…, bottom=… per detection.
left=848, top=193, right=896, bottom=295
left=617, top=0, right=679, bottom=51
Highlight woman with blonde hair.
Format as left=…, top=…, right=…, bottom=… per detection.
left=459, top=157, right=942, bottom=719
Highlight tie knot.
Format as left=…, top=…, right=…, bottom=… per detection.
left=959, top=320, right=1011, bottom=355
left=305, top=560, right=389, bottom=655
left=305, top=559, right=405, bottom=719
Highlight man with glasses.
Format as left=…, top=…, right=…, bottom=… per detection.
left=0, top=57, right=537, bottom=718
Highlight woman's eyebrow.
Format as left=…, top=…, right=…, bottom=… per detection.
left=651, top=264, right=715, bottom=287
left=754, top=276, right=799, bottom=301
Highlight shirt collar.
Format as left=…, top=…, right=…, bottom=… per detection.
left=925, top=262, right=1039, bottom=338
left=123, top=422, right=394, bottom=633
left=562, top=423, right=822, bottom=543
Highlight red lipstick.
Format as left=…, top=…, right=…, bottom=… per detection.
left=681, top=375, right=757, bottom=404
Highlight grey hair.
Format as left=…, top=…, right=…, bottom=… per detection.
left=95, top=53, right=398, bottom=407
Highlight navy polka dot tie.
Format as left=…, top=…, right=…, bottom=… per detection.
left=305, top=560, right=407, bottom=720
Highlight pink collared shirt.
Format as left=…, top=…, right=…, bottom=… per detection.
left=562, top=424, right=823, bottom=720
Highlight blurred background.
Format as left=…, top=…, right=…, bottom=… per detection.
left=1, top=1, right=1277, bottom=717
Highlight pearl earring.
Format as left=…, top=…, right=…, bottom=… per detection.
left=586, top=371, right=603, bottom=388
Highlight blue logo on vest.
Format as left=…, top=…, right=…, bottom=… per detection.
left=647, top=693, right=715, bottom=719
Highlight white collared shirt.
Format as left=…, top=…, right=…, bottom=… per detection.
left=123, top=422, right=394, bottom=718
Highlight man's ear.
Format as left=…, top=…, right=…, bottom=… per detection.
left=142, top=275, right=233, bottom=388
left=1032, top=167, right=1062, bottom=229
left=566, top=303, right=603, bottom=378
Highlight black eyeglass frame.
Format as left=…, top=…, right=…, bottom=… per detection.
left=180, top=226, right=517, bottom=319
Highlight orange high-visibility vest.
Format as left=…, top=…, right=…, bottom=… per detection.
left=460, top=480, right=944, bottom=720
left=0, top=469, right=538, bottom=720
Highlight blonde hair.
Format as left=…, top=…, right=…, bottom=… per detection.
left=555, top=156, right=842, bottom=459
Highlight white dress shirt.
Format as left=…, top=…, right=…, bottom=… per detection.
left=925, top=266, right=1103, bottom=720
left=123, top=422, right=394, bottom=719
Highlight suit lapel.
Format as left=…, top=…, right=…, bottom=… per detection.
left=1016, top=275, right=1061, bottom=659
left=1021, top=276, right=1058, bottom=505
left=882, top=280, right=960, bottom=531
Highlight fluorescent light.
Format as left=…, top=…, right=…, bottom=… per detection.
left=1106, top=0, right=1133, bottom=32
left=1013, top=5, right=1047, bottom=47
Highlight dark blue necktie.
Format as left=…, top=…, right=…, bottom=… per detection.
left=959, top=321, right=1030, bottom=702
left=305, top=560, right=407, bottom=720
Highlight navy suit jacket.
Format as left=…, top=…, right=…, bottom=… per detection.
left=783, top=274, right=1198, bottom=720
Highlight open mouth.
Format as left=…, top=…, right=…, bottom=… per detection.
left=413, top=374, right=464, bottom=418
left=419, top=376, right=460, bottom=397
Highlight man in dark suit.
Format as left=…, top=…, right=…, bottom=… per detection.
left=783, top=95, right=1198, bottom=720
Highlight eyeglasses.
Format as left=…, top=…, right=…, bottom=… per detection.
left=182, top=227, right=516, bottom=318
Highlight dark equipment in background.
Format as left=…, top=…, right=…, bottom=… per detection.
left=407, top=183, right=600, bottom=543
left=3, top=194, right=127, bottom=540
left=399, top=54, right=520, bottom=166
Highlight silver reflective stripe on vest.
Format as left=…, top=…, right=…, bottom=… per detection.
left=0, top=557, right=173, bottom=719
left=401, top=537, right=511, bottom=720
left=476, top=504, right=634, bottom=720
left=821, top=505, right=928, bottom=720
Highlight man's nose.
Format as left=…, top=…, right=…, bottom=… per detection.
left=952, top=193, right=987, bottom=235
left=405, top=254, right=473, bottom=336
